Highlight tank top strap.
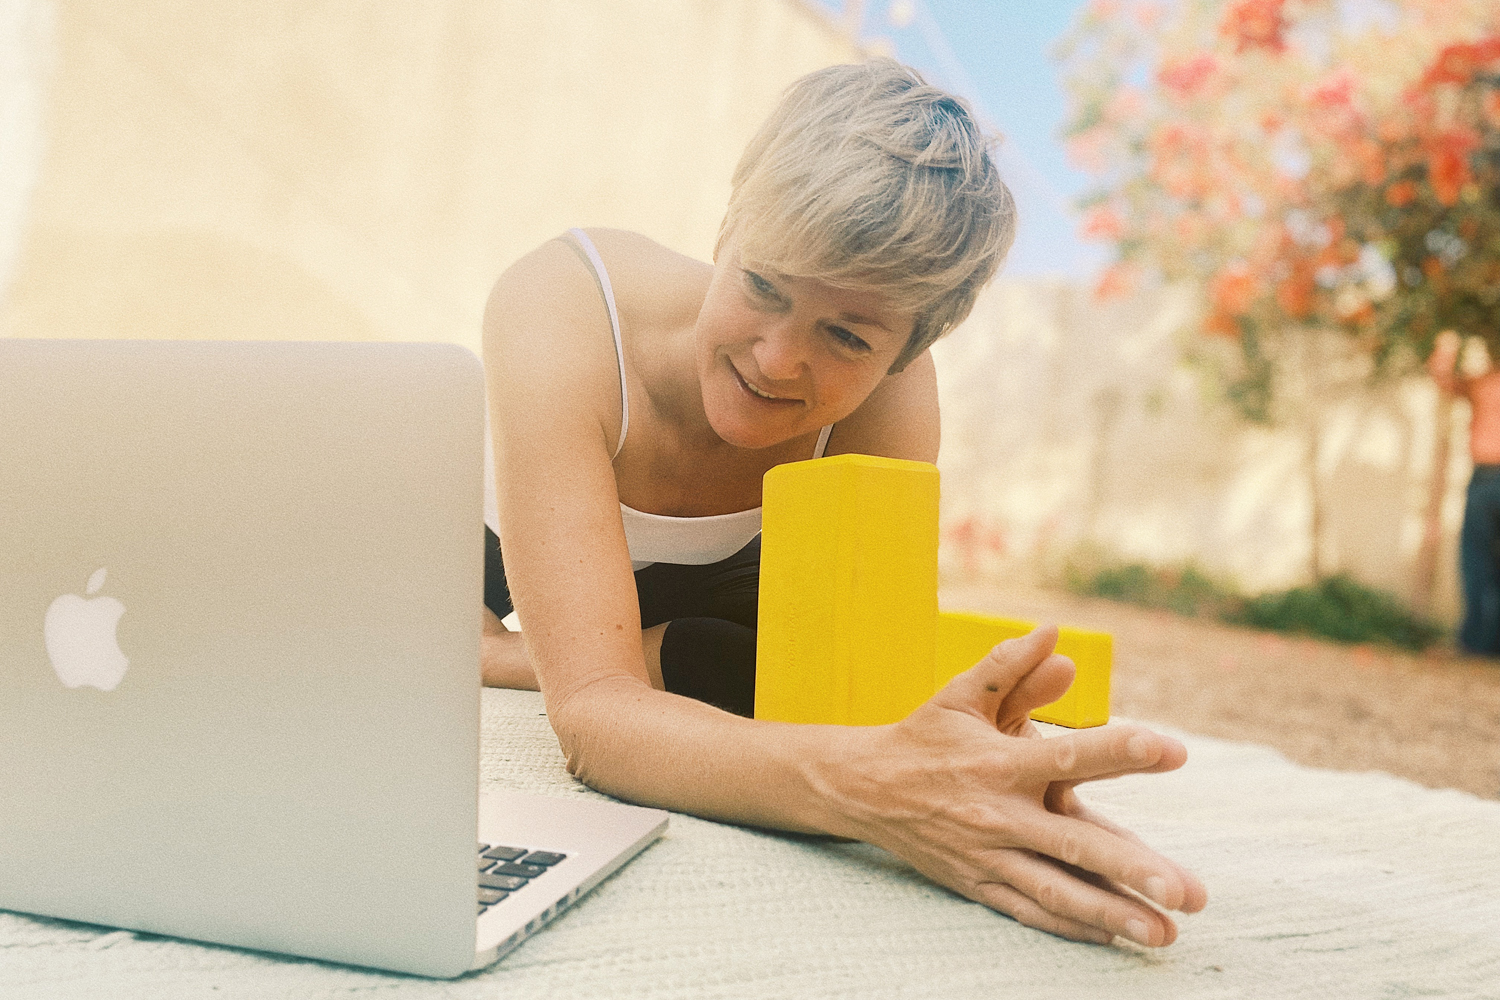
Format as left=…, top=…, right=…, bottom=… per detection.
left=813, top=423, right=833, bottom=459
left=567, top=228, right=629, bottom=460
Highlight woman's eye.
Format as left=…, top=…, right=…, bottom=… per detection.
left=829, top=326, right=871, bottom=351
left=744, top=271, right=775, bottom=297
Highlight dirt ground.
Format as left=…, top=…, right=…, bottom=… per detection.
left=940, top=580, right=1500, bottom=800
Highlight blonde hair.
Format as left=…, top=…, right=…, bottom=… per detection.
left=716, top=59, right=1015, bottom=373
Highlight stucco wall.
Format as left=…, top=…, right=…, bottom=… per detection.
left=0, top=0, right=858, bottom=354
left=0, top=1, right=1467, bottom=621
left=933, top=278, right=1468, bottom=621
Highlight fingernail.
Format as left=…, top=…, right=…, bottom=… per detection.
left=1144, top=876, right=1169, bottom=906
left=1126, top=919, right=1152, bottom=946
left=1127, top=734, right=1152, bottom=762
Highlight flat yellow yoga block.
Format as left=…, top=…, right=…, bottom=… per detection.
left=755, top=455, right=939, bottom=726
left=935, top=611, right=1112, bottom=729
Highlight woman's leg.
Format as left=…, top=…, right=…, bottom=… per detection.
left=656, top=617, right=757, bottom=717
left=484, top=524, right=763, bottom=711
left=636, top=538, right=761, bottom=717
left=1459, top=470, right=1500, bottom=654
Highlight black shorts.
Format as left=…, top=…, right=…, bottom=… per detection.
left=483, top=526, right=759, bottom=716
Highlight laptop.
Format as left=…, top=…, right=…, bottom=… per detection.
left=0, top=339, right=668, bottom=978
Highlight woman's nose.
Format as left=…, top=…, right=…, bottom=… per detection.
left=751, top=321, right=808, bottom=383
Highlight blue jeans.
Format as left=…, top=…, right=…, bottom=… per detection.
left=1459, top=465, right=1500, bottom=654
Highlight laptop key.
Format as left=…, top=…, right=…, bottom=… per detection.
left=521, top=851, right=566, bottom=867
left=478, top=842, right=489, bottom=852
left=478, top=857, right=494, bottom=872
left=490, top=861, right=546, bottom=878
left=479, top=873, right=527, bottom=892
left=477, top=887, right=508, bottom=905
left=481, top=845, right=528, bottom=862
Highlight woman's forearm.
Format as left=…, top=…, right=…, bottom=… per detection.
left=547, top=675, right=862, bottom=838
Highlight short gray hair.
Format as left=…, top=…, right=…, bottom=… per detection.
left=717, top=59, right=1016, bottom=372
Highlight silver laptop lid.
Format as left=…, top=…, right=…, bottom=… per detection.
left=0, top=340, right=484, bottom=977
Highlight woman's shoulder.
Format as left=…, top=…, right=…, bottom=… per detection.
left=825, top=350, right=941, bottom=464
left=572, top=227, right=713, bottom=330
left=482, top=229, right=709, bottom=455
left=489, top=229, right=709, bottom=331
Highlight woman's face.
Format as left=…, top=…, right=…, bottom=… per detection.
left=694, top=237, right=914, bottom=451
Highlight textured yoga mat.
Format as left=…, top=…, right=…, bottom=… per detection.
left=3, top=688, right=1497, bottom=999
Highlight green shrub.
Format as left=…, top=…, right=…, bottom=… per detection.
left=1229, top=574, right=1445, bottom=651
left=1067, top=560, right=1243, bottom=620
left=1068, top=561, right=1444, bottom=650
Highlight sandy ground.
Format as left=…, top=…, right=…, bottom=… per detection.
left=940, top=580, right=1500, bottom=800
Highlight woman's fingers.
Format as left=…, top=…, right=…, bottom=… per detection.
left=1008, top=806, right=1195, bottom=914
left=994, top=653, right=1075, bottom=733
left=934, top=626, right=1065, bottom=725
left=987, top=849, right=1178, bottom=947
left=968, top=879, right=1115, bottom=945
left=1015, top=723, right=1188, bottom=786
left=1053, top=794, right=1208, bottom=913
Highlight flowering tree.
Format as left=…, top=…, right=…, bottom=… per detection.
left=1058, top=0, right=1499, bottom=600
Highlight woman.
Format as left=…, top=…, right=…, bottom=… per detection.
left=480, top=60, right=1207, bottom=947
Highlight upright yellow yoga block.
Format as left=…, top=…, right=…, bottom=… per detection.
left=756, top=455, right=940, bottom=726
left=935, top=611, right=1112, bottom=729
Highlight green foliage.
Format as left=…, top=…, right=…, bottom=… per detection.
left=1231, top=574, right=1446, bottom=651
left=1066, top=560, right=1245, bottom=620
left=1068, top=561, right=1445, bottom=650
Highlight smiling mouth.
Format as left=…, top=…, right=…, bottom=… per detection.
left=732, top=364, right=797, bottom=403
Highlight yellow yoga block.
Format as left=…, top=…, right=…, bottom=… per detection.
left=935, top=611, right=1112, bottom=729
left=755, top=454, right=939, bottom=726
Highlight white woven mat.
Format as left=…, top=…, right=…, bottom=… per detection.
left=4, top=689, right=1498, bottom=999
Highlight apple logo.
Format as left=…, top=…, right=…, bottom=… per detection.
left=44, top=567, right=129, bottom=691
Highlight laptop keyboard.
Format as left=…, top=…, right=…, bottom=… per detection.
left=477, top=842, right=568, bottom=914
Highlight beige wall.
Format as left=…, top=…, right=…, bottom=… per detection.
left=933, top=278, right=1468, bottom=621
left=1, top=0, right=858, bottom=354
left=3, top=1, right=1464, bottom=618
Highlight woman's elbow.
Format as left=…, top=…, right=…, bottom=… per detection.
left=542, top=673, right=649, bottom=782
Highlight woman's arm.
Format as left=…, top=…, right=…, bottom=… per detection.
left=485, top=252, right=1204, bottom=946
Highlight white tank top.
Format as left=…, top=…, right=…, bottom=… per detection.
left=483, top=229, right=833, bottom=570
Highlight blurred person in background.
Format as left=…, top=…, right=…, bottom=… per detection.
left=1429, top=330, right=1500, bottom=655
left=480, top=59, right=1206, bottom=947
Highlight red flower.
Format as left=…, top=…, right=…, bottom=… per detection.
left=1204, top=309, right=1240, bottom=338
left=1354, top=141, right=1386, bottom=187
left=1157, top=54, right=1218, bottom=99
left=1308, top=70, right=1355, bottom=108
left=1385, top=180, right=1418, bottom=207
left=1081, top=205, right=1126, bottom=242
left=1276, top=273, right=1315, bottom=319
left=1094, top=262, right=1140, bottom=301
left=1419, top=37, right=1500, bottom=89
left=1211, top=263, right=1257, bottom=316
left=1221, top=0, right=1287, bottom=54
left=1149, top=123, right=1214, bottom=200
left=1424, top=129, right=1481, bottom=206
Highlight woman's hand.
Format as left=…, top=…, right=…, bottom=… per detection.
left=817, top=627, right=1207, bottom=946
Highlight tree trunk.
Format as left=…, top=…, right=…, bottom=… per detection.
left=1412, top=387, right=1455, bottom=615
left=1306, top=412, right=1324, bottom=582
